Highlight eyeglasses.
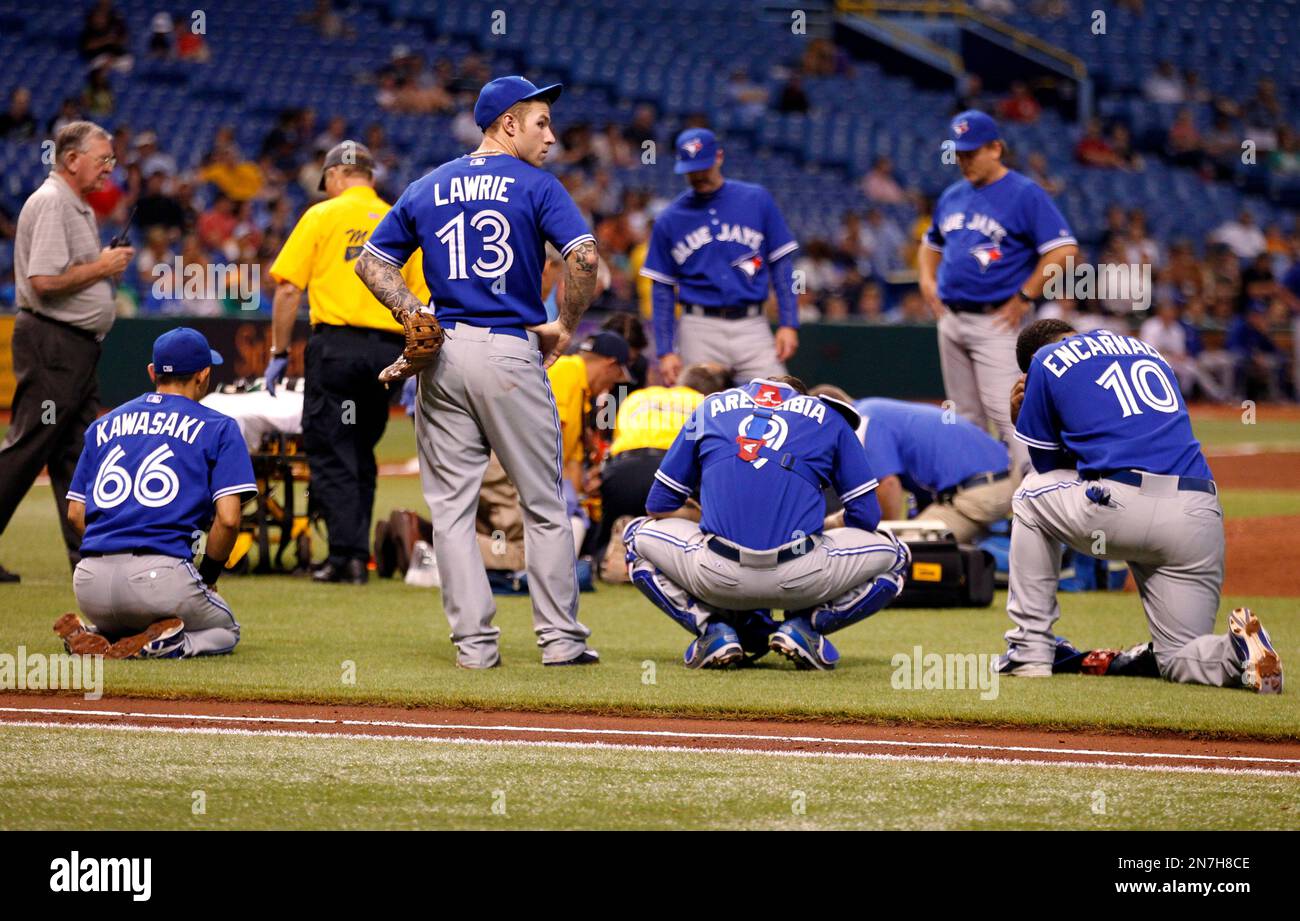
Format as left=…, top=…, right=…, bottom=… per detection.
left=76, top=152, right=116, bottom=168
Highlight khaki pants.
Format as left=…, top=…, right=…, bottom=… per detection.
left=926, top=477, right=1014, bottom=542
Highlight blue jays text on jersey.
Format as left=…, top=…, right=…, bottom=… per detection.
left=363, top=152, right=594, bottom=331
left=1015, top=329, right=1213, bottom=480
left=923, top=170, right=1075, bottom=304
left=645, top=379, right=881, bottom=550
left=67, top=392, right=257, bottom=560
left=640, top=179, right=798, bottom=308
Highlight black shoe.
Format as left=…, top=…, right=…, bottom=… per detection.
left=0, top=563, right=19, bottom=583
left=311, top=559, right=368, bottom=585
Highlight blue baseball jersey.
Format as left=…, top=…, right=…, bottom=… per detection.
left=640, top=180, right=798, bottom=308
left=855, top=398, right=1011, bottom=494
left=364, top=152, right=594, bottom=330
left=68, top=392, right=257, bottom=559
left=646, top=379, right=880, bottom=549
left=923, top=169, right=1075, bottom=303
left=1015, top=330, right=1212, bottom=479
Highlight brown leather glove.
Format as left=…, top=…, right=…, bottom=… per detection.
left=379, top=308, right=444, bottom=383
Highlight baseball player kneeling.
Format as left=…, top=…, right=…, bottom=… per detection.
left=1000, top=319, right=1283, bottom=693
left=53, top=328, right=256, bottom=659
left=623, top=376, right=909, bottom=670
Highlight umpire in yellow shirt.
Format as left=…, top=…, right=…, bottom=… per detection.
left=267, top=142, right=428, bottom=584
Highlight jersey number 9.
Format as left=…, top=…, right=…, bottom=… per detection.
left=92, top=444, right=182, bottom=509
left=435, top=209, right=514, bottom=280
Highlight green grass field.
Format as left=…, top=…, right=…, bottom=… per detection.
left=1, top=478, right=1297, bottom=738
left=1, top=725, right=1293, bottom=830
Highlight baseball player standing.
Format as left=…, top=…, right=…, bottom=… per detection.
left=918, top=111, right=1078, bottom=473
left=55, top=328, right=255, bottom=659
left=266, top=141, right=429, bottom=585
left=623, top=376, right=910, bottom=670
left=355, top=76, right=601, bottom=668
left=1000, top=319, right=1282, bottom=693
left=640, top=129, right=800, bottom=386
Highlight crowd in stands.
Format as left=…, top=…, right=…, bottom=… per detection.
left=0, top=0, right=1295, bottom=404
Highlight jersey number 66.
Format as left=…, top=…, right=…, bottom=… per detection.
left=92, top=444, right=181, bottom=509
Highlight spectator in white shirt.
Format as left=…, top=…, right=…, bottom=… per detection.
left=1211, top=210, right=1268, bottom=261
left=1143, top=61, right=1185, bottom=104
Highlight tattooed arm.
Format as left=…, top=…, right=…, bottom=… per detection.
left=354, top=251, right=425, bottom=320
left=557, top=240, right=599, bottom=330
left=530, top=240, right=600, bottom=368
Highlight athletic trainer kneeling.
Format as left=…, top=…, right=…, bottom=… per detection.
left=54, top=328, right=256, bottom=659
left=623, top=376, right=909, bottom=670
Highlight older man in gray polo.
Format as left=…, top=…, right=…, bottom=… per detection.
left=0, top=120, right=133, bottom=580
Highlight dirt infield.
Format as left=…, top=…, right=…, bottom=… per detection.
left=1224, top=515, right=1300, bottom=597
left=2, top=693, right=1297, bottom=775
left=1207, top=450, right=1300, bottom=490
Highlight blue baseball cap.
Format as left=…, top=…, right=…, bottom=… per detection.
left=473, top=76, right=563, bottom=130
left=152, top=327, right=223, bottom=375
left=950, top=110, right=1000, bottom=151
left=674, top=128, right=718, bottom=174
left=580, top=331, right=632, bottom=379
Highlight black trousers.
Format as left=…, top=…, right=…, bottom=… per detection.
left=0, top=311, right=101, bottom=564
left=593, top=448, right=667, bottom=560
left=302, top=324, right=403, bottom=563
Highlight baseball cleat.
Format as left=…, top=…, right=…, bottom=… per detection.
left=544, top=649, right=601, bottom=666
left=105, top=618, right=185, bottom=660
left=683, top=621, right=744, bottom=669
left=140, top=632, right=187, bottom=659
left=52, top=612, right=109, bottom=656
left=769, top=618, right=839, bottom=671
left=1229, top=608, right=1282, bottom=694
left=993, top=652, right=1053, bottom=677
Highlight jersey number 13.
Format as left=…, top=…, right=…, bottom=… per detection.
left=435, top=210, right=514, bottom=280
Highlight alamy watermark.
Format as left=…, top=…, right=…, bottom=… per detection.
left=0, top=646, right=102, bottom=700
left=891, top=645, right=999, bottom=700
left=152, top=257, right=261, bottom=308
left=1042, top=256, right=1152, bottom=311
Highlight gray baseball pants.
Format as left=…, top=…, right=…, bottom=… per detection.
left=1004, top=470, right=1240, bottom=687
left=73, top=554, right=240, bottom=656
left=937, top=309, right=1028, bottom=474
left=414, top=323, right=593, bottom=667
left=678, top=313, right=785, bottom=384
left=629, top=517, right=905, bottom=627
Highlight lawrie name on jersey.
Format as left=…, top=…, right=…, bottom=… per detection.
left=671, top=223, right=765, bottom=265
left=432, top=175, right=516, bottom=206
left=1039, top=330, right=1167, bottom=379
left=95, top=410, right=207, bottom=447
left=707, top=390, right=826, bottom=423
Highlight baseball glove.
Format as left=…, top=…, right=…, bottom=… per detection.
left=379, top=308, right=444, bottom=383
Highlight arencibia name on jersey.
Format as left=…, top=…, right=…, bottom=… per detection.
left=95, top=411, right=207, bottom=447
left=706, top=391, right=826, bottom=423
left=1039, top=330, right=1166, bottom=378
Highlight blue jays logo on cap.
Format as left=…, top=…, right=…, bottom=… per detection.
left=949, top=110, right=999, bottom=152
left=674, top=128, right=718, bottom=174
left=152, top=327, right=223, bottom=376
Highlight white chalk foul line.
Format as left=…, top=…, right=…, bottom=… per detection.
left=3, top=718, right=1298, bottom=778
left=1, top=705, right=1298, bottom=768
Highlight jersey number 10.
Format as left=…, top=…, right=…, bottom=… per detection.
left=1095, top=359, right=1179, bottom=417
left=435, top=210, right=514, bottom=280
left=92, top=444, right=181, bottom=509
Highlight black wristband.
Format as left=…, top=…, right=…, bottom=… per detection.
left=197, top=555, right=225, bottom=587
left=1018, top=288, right=1035, bottom=302
left=271, top=349, right=289, bottom=359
